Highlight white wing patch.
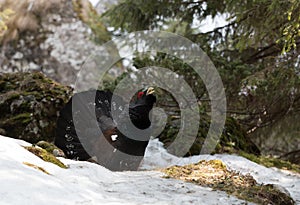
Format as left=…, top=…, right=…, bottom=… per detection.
left=111, top=134, right=118, bottom=141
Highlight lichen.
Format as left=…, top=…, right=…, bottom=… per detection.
left=163, top=160, right=295, bottom=205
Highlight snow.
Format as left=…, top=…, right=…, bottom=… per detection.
left=0, top=135, right=299, bottom=205
left=89, top=0, right=99, bottom=6
left=142, top=139, right=300, bottom=204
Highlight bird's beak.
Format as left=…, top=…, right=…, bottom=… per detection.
left=146, top=87, right=155, bottom=95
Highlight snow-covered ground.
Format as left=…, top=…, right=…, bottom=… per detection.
left=0, top=135, right=299, bottom=205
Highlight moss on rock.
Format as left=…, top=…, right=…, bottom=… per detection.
left=36, top=140, right=60, bottom=153
left=24, top=146, right=67, bottom=169
left=0, top=72, right=72, bottom=143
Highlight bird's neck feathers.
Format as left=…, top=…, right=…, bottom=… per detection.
left=129, top=106, right=152, bottom=129
left=128, top=95, right=155, bottom=130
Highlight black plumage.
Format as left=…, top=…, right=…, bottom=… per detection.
left=55, top=88, right=156, bottom=171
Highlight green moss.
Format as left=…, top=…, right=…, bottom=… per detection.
left=0, top=113, right=32, bottom=129
left=24, top=146, right=67, bottom=169
left=239, top=151, right=300, bottom=174
left=0, top=72, right=72, bottom=143
left=163, top=160, right=295, bottom=205
left=36, top=141, right=59, bottom=153
left=11, top=113, right=32, bottom=123
left=4, top=92, right=21, bottom=101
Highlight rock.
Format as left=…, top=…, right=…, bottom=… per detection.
left=12, top=52, right=24, bottom=60
left=52, top=149, right=66, bottom=158
left=36, top=140, right=59, bottom=153
left=0, top=128, right=6, bottom=135
left=36, top=140, right=66, bottom=158
left=0, top=0, right=105, bottom=86
left=94, top=0, right=119, bottom=14
left=0, top=72, right=72, bottom=143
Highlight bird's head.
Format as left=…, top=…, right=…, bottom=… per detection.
left=135, top=87, right=156, bottom=107
left=128, top=87, right=156, bottom=129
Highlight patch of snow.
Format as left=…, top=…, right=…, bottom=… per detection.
left=89, top=0, right=99, bottom=6
left=0, top=135, right=253, bottom=204
left=141, top=138, right=300, bottom=204
left=1, top=136, right=299, bottom=204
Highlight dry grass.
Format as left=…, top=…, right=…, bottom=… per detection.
left=23, top=161, right=50, bottom=175
left=163, top=160, right=295, bottom=205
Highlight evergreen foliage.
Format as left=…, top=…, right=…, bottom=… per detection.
left=101, top=0, right=300, bottom=157
left=101, top=0, right=300, bottom=128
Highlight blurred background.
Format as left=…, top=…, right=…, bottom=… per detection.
left=0, top=0, right=299, bottom=165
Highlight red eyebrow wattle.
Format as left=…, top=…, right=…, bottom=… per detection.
left=137, top=92, right=144, bottom=98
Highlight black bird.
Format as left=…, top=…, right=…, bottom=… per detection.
left=55, top=87, right=156, bottom=171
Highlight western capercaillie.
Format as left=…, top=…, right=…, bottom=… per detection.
left=55, top=87, right=156, bottom=171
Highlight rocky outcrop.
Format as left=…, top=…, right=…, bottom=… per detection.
left=0, top=72, right=72, bottom=143
left=0, top=0, right=104, bottom=86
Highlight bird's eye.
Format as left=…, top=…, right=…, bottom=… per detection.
left=137, top=92, right=144, bottom=99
